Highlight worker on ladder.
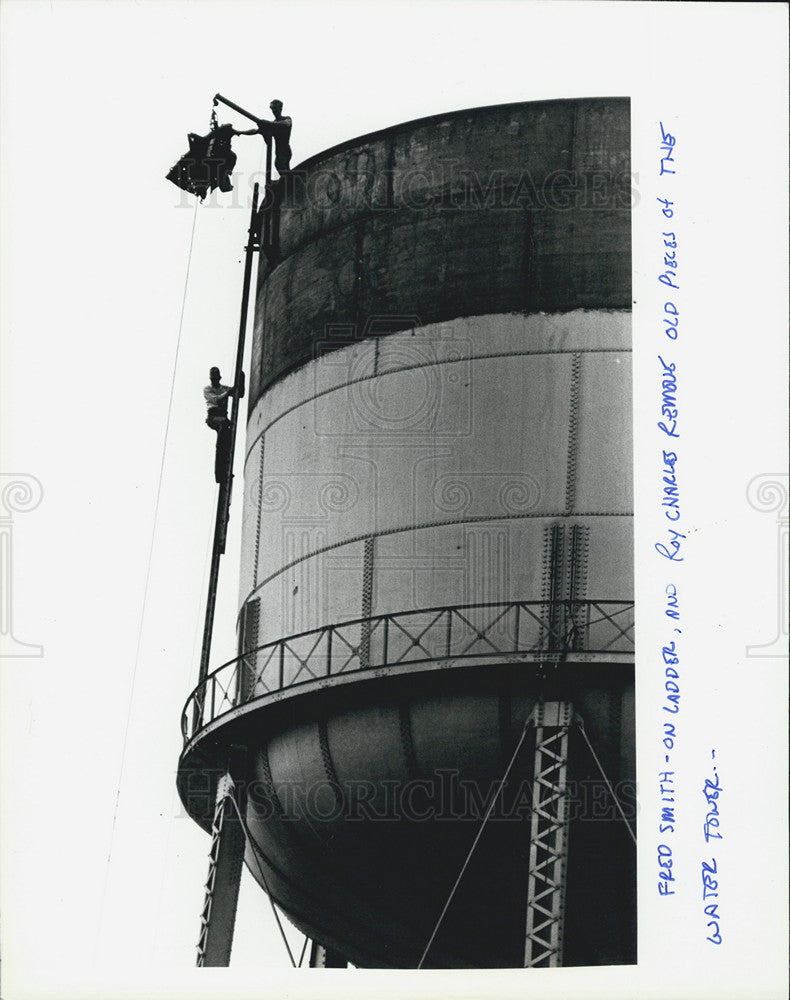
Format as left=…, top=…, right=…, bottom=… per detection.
left=204, top=367, right=236, bottom=483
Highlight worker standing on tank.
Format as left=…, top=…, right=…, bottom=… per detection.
left=204, top=367, right=236, bottom=483
left=256, top=99, right=292, bottom=175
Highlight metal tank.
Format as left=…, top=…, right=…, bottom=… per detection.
left=178, top=97, right=634, bottom=969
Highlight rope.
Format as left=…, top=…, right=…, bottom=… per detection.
left=577, top=718, right=637, bottom=846
left=298, top=935, right=310, bottom=968
left=152, top=503, right=217, bottom=944
left=416, top=716, right=534, bottom=969
left=225, top=794, right=297, bottom=968
left=95, top=197, right=200, bottom=958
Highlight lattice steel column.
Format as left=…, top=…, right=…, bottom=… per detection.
left=524, top=701, right=574, bottom=968
left=196, top=773, right=246, bottom=967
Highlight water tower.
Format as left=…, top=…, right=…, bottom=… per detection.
left=177, top=97, right=635, bottom=969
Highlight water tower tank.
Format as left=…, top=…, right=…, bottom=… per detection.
left=178, top=97, right=634, bottom=969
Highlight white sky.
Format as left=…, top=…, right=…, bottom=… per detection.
left=0, top=2, right=787, bottom=999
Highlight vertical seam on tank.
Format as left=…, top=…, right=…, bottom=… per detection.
left=258, top=745, right=286, bottom=819
left=253, top=437, right=265, bottom=588
left=360, top=536, right=375, bottom=668
left=540, top=524, right=552, bottom=604
left=238, top=598, right=260, bottom=701
left=539, top=524, right=552, bottom=649
left=258, top=744, right=331, bottom=855
left=552, top=523, right=567, bottom=652
left=362, top=536, right=375, bottom=616
left=562, top=522, right=572, bottom=602
left=318, top=720, right=345, bottom=812
left=578, top=525, right=590, bottom=601
left=398, top=704, right=419, bottom=781
left=566, top=352, right=582, bottom=514
left=568, top=524, right=579, bottom=604
left=568, top=523, right=589, bottom=651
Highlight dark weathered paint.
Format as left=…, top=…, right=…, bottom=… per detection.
left=251, top=98, right=631, bottom=404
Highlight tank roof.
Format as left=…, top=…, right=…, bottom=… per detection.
left=294, top=96, right=630, bottom=174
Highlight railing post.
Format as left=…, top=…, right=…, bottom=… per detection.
left=279, top=642, right=285, bottom=690
left=382, top=618, right=388, bottom=667
left=254, top=649, right=264, bottom=689
left=445, top=609, right=453, bottom=657
left=192, top=688, right=204, bottom=738
left=326, top=627, right=333, bottom=676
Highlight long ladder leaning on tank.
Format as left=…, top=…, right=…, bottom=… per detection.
left=191, top=183, right=261, bottom=967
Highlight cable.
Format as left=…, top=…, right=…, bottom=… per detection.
left=298, top=935, right=310, bottom=968
left=225, top=794, right=297, bottom=968
left=577, top=719, right=637, bottom=846
left=416, top=716, right=534, bottom=969
left=416, top=709, right=635, bottom=969
left=152, top=505, right=216, bottom=946
left=95, top=198, right=200, bottom=959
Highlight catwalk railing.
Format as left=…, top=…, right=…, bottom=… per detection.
left=181, top=599, right=635, bottom=746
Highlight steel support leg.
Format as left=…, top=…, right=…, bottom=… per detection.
left=196, top=773, right=246, bottom=967
left=524, top=701, right=573, bottom=968
left=309, top=941, right=348, bottom=968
